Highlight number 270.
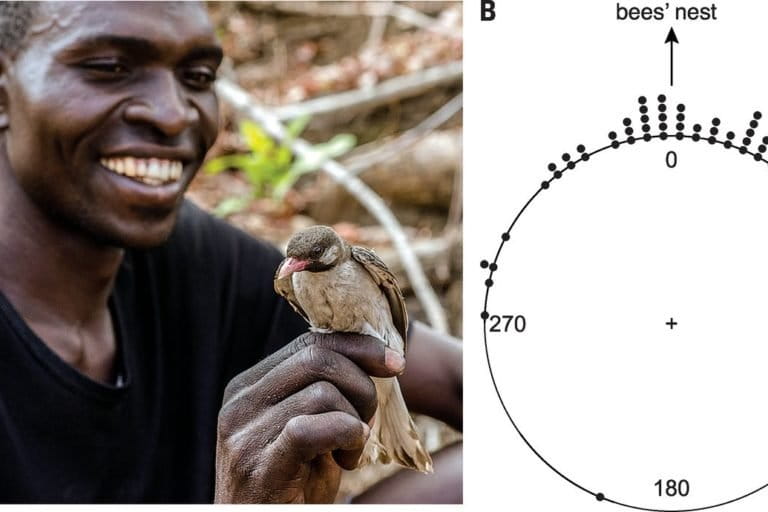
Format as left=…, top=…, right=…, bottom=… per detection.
left=488, top=315, right=526, bottom=333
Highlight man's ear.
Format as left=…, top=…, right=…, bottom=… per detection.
left=0, top=53, right=10, bottom=131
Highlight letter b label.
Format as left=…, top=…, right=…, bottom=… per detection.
left=481, top=0, right=496, bottom=21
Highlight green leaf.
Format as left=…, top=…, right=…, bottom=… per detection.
left=212, top=195, right=250, bottom=218
left=274, top=146, right=292, bottom=168
left=240, top=120, right=274, bottom=154
left=288, top=133, right=357, bottom=176
left=316, top=134, right=357, bottom=159
left=271, top=170, right=302, bottom=200
left=285, top=114, right=311, bottom=140
left=204, top=154, right=257, bottom=174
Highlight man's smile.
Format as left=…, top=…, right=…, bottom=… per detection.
left=99, top=156, right=184, bottom=186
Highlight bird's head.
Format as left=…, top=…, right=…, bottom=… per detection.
left=277, top=226, right=347, bottom=279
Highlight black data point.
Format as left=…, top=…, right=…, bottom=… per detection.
left=480, top=260, right=489, bottom=268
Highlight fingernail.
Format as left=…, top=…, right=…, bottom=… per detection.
left=384, top=349, right=406, bottom=373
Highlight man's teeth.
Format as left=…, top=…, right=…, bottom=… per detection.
left=100, top=157, right=183, bottom=185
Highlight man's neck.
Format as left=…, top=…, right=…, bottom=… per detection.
left=0, top=160, right=124, bottom=384
left=0, top=188, right=123, bottom=327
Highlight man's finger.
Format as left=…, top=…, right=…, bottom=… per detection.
left=223, top=332, right=403, bottom=404
left=261, top=346, right=380, bottom=421
left=218, top=382, right=363, bottom=466
left=272, top=411, right=370, bottom=464
left=333, top=445, right=365, bottom=471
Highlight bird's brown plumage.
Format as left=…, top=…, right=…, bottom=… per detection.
left=273, top=226, right=432, bottom=473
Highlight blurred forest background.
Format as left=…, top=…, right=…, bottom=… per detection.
left=194, top=1, right=462, bottom=498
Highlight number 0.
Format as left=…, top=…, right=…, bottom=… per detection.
left=666, top=151, right=677, bottom=168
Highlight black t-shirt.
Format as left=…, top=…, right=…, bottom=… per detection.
left=0, top=201, right=308, bottom=503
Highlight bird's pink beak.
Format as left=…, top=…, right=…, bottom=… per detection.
left=277, top=257, right=310, bottom=279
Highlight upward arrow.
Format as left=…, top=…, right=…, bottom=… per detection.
left=665, top=27, right=679, bottom=87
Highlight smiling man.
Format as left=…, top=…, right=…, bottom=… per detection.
left=0, top=1, right=461, bottom=504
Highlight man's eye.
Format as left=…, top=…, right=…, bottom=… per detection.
left=80, top=59, right=130, bottom=76
left=182, top=67, right=216, bottom=89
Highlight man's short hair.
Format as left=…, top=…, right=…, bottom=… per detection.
left=0, top=2, right=37, bottom=53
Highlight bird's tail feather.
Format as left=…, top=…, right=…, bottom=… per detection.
left=359, top=377, right=433, bottom=473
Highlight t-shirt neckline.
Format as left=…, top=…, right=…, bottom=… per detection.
left=0, top=288, right=131, bottom=402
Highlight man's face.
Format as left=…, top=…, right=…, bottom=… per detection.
left=0, top=2, right=222, bottom=248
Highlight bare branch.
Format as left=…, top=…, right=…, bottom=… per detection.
left=343, top=92, right=463, bottom=175
left=271, top=60, right=462, bottom=121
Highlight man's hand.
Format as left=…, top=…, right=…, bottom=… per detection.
left=214, top=332, right=405, bottom=504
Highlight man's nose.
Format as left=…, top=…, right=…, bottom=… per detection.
left=123, top=71, right=198, bottom=137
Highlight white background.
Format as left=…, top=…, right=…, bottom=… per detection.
left=465, top=1, right=768, bottom=511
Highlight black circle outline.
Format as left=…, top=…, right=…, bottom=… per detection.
left=482, top=128, right=768, bottom=512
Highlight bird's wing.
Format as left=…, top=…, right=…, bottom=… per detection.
left=350, top=245, right=409, bottom=348
left=274, top=265, right=311, bottom=325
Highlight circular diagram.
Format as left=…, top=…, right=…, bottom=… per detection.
left=482, top=95, right=768, bottom=511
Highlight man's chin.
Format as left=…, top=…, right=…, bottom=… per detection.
left=77, top=208, right=181, bottom=250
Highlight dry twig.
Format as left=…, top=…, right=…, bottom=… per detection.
left=343, top=92, right=463, bottom=175
left=270, top=60, right=462, bottom=121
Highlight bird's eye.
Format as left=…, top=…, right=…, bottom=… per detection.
left=311, top=246, right=323, bottom=258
